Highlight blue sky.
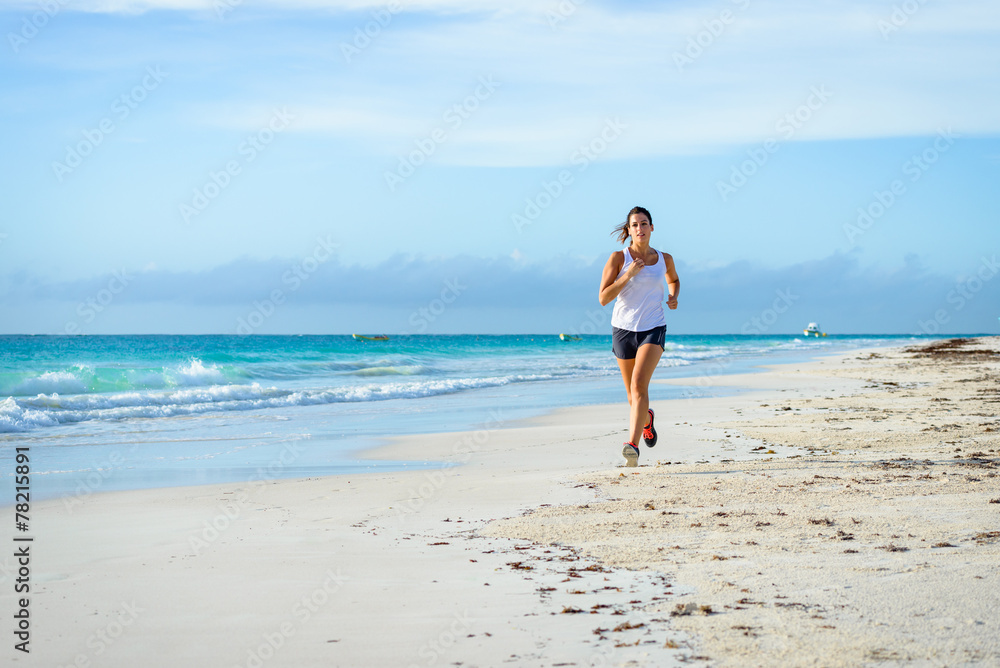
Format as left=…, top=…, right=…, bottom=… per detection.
left=1, top=0, right=998, bottom=334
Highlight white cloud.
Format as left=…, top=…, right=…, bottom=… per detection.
left=0, top=0, right=539, bottom=13
left=138, top=0, right=1000, bottom=165
left=6, top=251, right=998, bottom=334
left=15, top=0, right=998, bottom=164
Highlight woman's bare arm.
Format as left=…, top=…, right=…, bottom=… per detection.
left=599, top=251, right=642, bottom=306
left=663, top=252, right=680, bottom=309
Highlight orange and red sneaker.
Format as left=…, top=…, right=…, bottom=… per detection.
left=643, top=409, right=657, bottom=448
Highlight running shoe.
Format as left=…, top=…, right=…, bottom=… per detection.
left=643, top=409, right=657, bottom=448
left=622, top=441, right=639, bottom=467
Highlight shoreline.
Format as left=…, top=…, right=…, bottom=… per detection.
left=9, top=338, right=998, bottom=666
left=9, top=335, right=899, bottom=505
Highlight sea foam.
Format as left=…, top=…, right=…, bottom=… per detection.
left=12, top=370, right=89, bottom=396
left=0, top=373, right=559, bottom=433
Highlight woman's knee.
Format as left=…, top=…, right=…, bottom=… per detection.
left=630, top=382, right=649, bottom=402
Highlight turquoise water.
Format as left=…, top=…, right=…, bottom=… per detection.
left=0, top=333, right=933, bottom=501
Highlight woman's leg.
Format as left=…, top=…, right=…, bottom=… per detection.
left=615, top=356, right=636, bottom=408
left=627, top=343, right=663, bottom=446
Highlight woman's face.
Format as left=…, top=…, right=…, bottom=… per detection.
left=628, top=213, right=652, bottom=243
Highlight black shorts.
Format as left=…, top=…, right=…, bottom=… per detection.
left=612, top=325, right=666, bottom=360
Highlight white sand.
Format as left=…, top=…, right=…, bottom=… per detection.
left=485, top=337, right=1000, bottom=666
left=6, top=338, right=998, bottom=667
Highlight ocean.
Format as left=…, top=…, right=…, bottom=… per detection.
left=0, top=333, right=930, bottom=502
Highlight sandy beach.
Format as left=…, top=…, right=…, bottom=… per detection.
left=7, top=337, right=999, bottom=667
left=486, top=337, right=1000, bottom=666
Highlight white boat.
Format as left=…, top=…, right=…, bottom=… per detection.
left=803, top=323, right=826, bottom=337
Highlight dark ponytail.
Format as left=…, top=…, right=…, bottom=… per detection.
left=612, top=206, right=652, bottom=244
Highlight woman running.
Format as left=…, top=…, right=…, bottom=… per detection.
left=598, top=206, right=680, bottom=466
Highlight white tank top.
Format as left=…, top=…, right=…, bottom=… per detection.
left=611, top=248, right=666, bottom=332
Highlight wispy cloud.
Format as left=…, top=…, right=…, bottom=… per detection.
left=0, top=0, right=540, bottom=14
left=8, top=1, right=1000, bottom=165
left=220, top=2, right=1000, bottom=163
